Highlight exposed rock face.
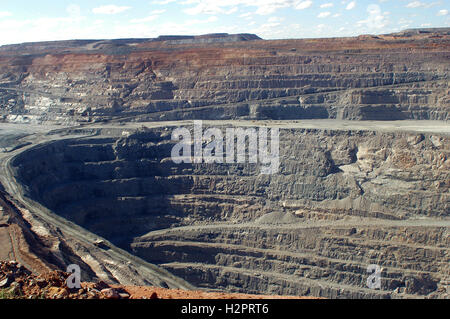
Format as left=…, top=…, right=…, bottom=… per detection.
left=0, top=30, right=448, bottom=124
left=0, top=190, right=58, bottom=274
left=9, top=126, right=449, bottom=298
left=0, top=29, right=449, bottom=299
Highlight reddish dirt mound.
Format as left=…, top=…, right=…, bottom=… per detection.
left=0, top=261, right=318, bottom=299
left=0, top=261, right=112, bottom=299
left=116, top=286, right=319, bottom=299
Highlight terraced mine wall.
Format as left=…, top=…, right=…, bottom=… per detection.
left=10, top=127, right=450, bottom=298
left=0, top=31, right=449, bottom=124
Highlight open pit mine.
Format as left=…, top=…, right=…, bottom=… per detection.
left=0, top=30, right=448, bottom=299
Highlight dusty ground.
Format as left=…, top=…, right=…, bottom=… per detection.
left=0, top=261, right=318, bottom=299
left=114, top=286, right=318, bottom=299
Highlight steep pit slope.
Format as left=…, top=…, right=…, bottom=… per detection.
left=0, top=190, right=58, bottom=274
left=0, top=29, right=448, bottom=124
left=1, top=29, right=449, bottom=299
left=10, top=124, right=449, bottom=298
left=0, top=124, right=195, bottom=289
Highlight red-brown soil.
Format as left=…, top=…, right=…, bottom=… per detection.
left=0, top=261, right=318, bottom=299
left=114, top=285, right=319, bottom=299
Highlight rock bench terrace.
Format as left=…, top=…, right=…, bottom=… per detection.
left=0, top=30, right=448, bottom=299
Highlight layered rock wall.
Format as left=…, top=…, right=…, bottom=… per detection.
left=10, top=127, right=449, bottom=298
left=0, top=31, right=448, bottom=123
